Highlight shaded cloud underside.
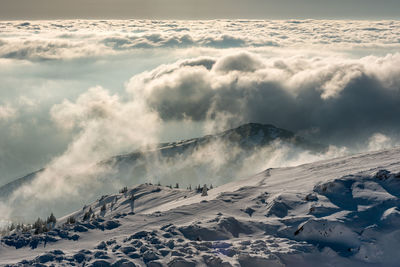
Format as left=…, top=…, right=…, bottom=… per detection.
left=126, top=52, right=400, bottom=143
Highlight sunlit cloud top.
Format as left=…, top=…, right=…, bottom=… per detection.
left=1, top=20, right=400, bottom=60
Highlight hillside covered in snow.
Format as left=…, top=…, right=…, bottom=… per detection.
left=0, top=123, right=325, bottom=221
left=1, top=145, right=400, bottom=266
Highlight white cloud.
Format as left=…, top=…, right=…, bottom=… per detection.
left=1, top=20, right=400, bottom=60
left=368, top=133, right=397, bottom=152
left=6, top=86, right=161, bottom=220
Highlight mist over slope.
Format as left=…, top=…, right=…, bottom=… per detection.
left=2, top=20, right=400, bottom=183
left=0, top=123, right=327, bottom=221
left=2, top=145, right=400, bottom=266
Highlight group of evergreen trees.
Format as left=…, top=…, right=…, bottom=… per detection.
left=2, top=222, right=32, bottom=235
left=1, top=212, right=57, bottom=236
left=83, top=207, right=94, bottom=221
left=161, top=183, right=214, bottom=196
left=33, top=212, right=57, bottom=234
left=66, top=216, right=76, bottom=224
left=155, top=182, right=214, bottom=193
left=1, top=181, right=217, bottom=237
left=119, top=186, right=128, bottom=194
left=193, top=184, right=213, bottom=195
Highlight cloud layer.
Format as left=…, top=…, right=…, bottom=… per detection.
left=1, top=20, right=400, bottom=60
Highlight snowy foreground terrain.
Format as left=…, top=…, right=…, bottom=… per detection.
left=2, top=147, right=400, bottom=266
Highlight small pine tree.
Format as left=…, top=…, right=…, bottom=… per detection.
left=33, top=217, right=45, bottom=234
left=101, top=203, right=107, bottom=213
left=175, top=183, right=179, bottom=189
left=83, top=207, right=93, bottom=221
left=47, top=212, right=57, bottom=225
left=188, top=184, right=192, bottom=191
left=201, top=184, right=208, bottom=196
left=210, top=184, right=213, bottom=189
left=8, top=223, right=15, bottom=232
left=67, top=216, right=76, bottom=224
left=119, top=186, right=128, bottom=194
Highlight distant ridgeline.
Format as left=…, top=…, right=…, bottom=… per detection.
left=0, top=123, right=325, bottom=200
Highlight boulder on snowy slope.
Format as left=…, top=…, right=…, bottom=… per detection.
left=179, top=217, right=253, bottom=241
left=294, top=219, right=360, bottom=252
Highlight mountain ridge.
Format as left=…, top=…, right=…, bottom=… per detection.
left=0, top=123, right=325, bottom=201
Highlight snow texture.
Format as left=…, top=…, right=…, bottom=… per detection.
left=2, top=146, right=400, bottom=266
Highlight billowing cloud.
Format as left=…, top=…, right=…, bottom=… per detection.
left=367, top=133, right=398, bottom=151
left=6, top=86, right=160, bottom=220
left=127, top=52, right=400, bottom=144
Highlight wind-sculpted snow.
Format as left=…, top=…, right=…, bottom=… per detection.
left=2, top=147, right=400, bottom=266
left=1, top=20, right=400, bottom=60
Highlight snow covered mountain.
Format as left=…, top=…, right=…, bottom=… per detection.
left=0, top=123, right=324, bottom=201
left=2, top=146, right=400, bottom=266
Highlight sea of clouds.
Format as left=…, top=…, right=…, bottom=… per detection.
left=1, top=19, right=400, bottom=222
left=1, top=20, right=400, bottom=60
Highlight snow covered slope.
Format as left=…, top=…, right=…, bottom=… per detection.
left=0, top=123, right=324, bottom=201
left=2, top=147, right=400, bottom=266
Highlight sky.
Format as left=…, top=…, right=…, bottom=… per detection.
left=0, top=0, right=400, bottom=20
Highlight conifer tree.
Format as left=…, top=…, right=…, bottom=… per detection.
left=201, top=184, right=208, bottom=196
left=47, top=212, right=57, bottom=225
left=130, top=193, right=135, bottom=213
left=101, top=203, right=107, bottom=212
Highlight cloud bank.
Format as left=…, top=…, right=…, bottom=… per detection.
left=1, top=20, right=400, bottom=60
left=126, top=52, right=400, bottom=144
